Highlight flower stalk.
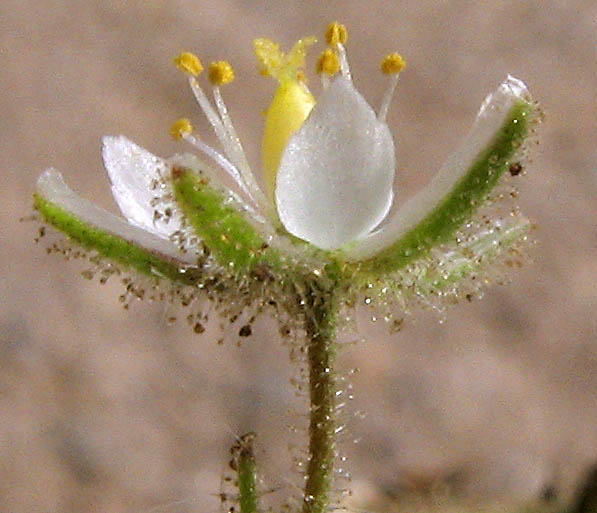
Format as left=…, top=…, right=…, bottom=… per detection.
left=302, top=281, right=340, bottom=513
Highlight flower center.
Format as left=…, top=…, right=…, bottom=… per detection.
left=254, top=36, right=317, bottom=203
left=169, top=21, right=407, bottom=250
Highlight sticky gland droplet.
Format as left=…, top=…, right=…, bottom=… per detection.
left=238, top=324, right=252, bottom=337
left=509, top=162, right=523, bottom=176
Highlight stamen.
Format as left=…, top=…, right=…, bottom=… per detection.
left=378, top=74, right=399, bottom=122
left=208, top=61, right=235, bottom=86
left=317, top=48, right=340, bottom=90
left=175, top=55, right=244, bottom=171
left=378, top=53, right=406, bottom=122
left=206, top=60, right=269, bottom=213
left=170, top=118, right=193, bottom=140
left=173, top=52, right=204, bottom=76
left=325, top=22, right=348, bottom=46
left=316, top=49, right=340, bottom=76
left=188, top=77, right=240, bottom=165
left=171, top=119, right=253, bottom=204
left=178, top=58, right=242, bottom=175
left=336, top=43, right=352, bottom=81
left=380, top=53, right=406, bottom=75
left=212, top=87, right=248, bottom=167
left=324, top=22, right=351, bottom=80
left=185, top=68, right=271, bottom=219
left=212, top=86, right=268, bottom=212
left=180, top=131, right=254, bottom=201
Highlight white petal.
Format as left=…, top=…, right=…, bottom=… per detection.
left=37, top=168, right=196, bottom=264
left=346, top=75, right=531, bottom=260
left=275, top=76, right=395, bottom=250
left=102, top=135, right=183, bottom=239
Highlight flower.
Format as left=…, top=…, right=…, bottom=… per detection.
left=34, top=22, right=538, bottom=320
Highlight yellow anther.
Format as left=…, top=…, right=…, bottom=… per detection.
left=316, top=48, right=340, bottom=75
left=325, top=22, right=347, bottom=46
left=296, top=70, right=307, bottom=83
left=208, top=61, right=235, bottom=86
left=381, top=53, right=407, bottom=74
left=170, top=118, right=193, bottom=140
left=173, top=52, right=204, bottom=76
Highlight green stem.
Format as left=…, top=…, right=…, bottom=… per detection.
left=303, top=284, right=339, bottom=513
left=233, top=433, right=259, bottom=513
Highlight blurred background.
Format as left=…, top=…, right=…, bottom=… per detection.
left=1, top=1, right=595, bottom=512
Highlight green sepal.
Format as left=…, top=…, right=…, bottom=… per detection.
left=172, top=167, right=283, bottom=275
left=415, top=217, right=532, bottom=295
left=33, top=194, right=198, bottom=285
left=357, top=99, right=535, bottom=276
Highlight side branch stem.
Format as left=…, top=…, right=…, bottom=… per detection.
left=234, top=433, right=259, bottom=513
left=302, top=286, right=339, bottom=513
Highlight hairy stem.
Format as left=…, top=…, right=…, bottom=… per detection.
left=303, top=284, right=339, bottom=513
left=233, top=433, right=259, bottom=513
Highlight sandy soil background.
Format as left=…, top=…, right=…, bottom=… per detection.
left=1, top=1, right=596, bottom=512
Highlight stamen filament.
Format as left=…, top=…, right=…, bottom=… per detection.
left=189, top=77, right=272, bottom=218
left=188, top=77, right=243, bottom=167
left=212, top=86, right=269, bottom=211
left=181, top=132, right=256, bottom=204
left=378, top=74, right=399, bottom=122
left=336, top=43, right=351, bottom=81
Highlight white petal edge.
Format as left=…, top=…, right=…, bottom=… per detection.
left=102, top=135, right=184, bottom=239
left=344, top=75, right=531, bottom=260
left=275, top=76, right=395, bottom=250
left=37, top=168, right=197, bottom=265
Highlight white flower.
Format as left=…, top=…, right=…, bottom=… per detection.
left=35, top=21, right=536, bottom=301
left=163, top=22, right=531, bottom=261
left=166, top=25, right=403, bottom=252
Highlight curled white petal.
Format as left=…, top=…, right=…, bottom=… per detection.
left=275, top=76, right=395, bottom=250
left=102, top=135, right=184, bottom=239
left=346, top=75, right=531, bottom=260
left=36, top=168, right=196, bottom=265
